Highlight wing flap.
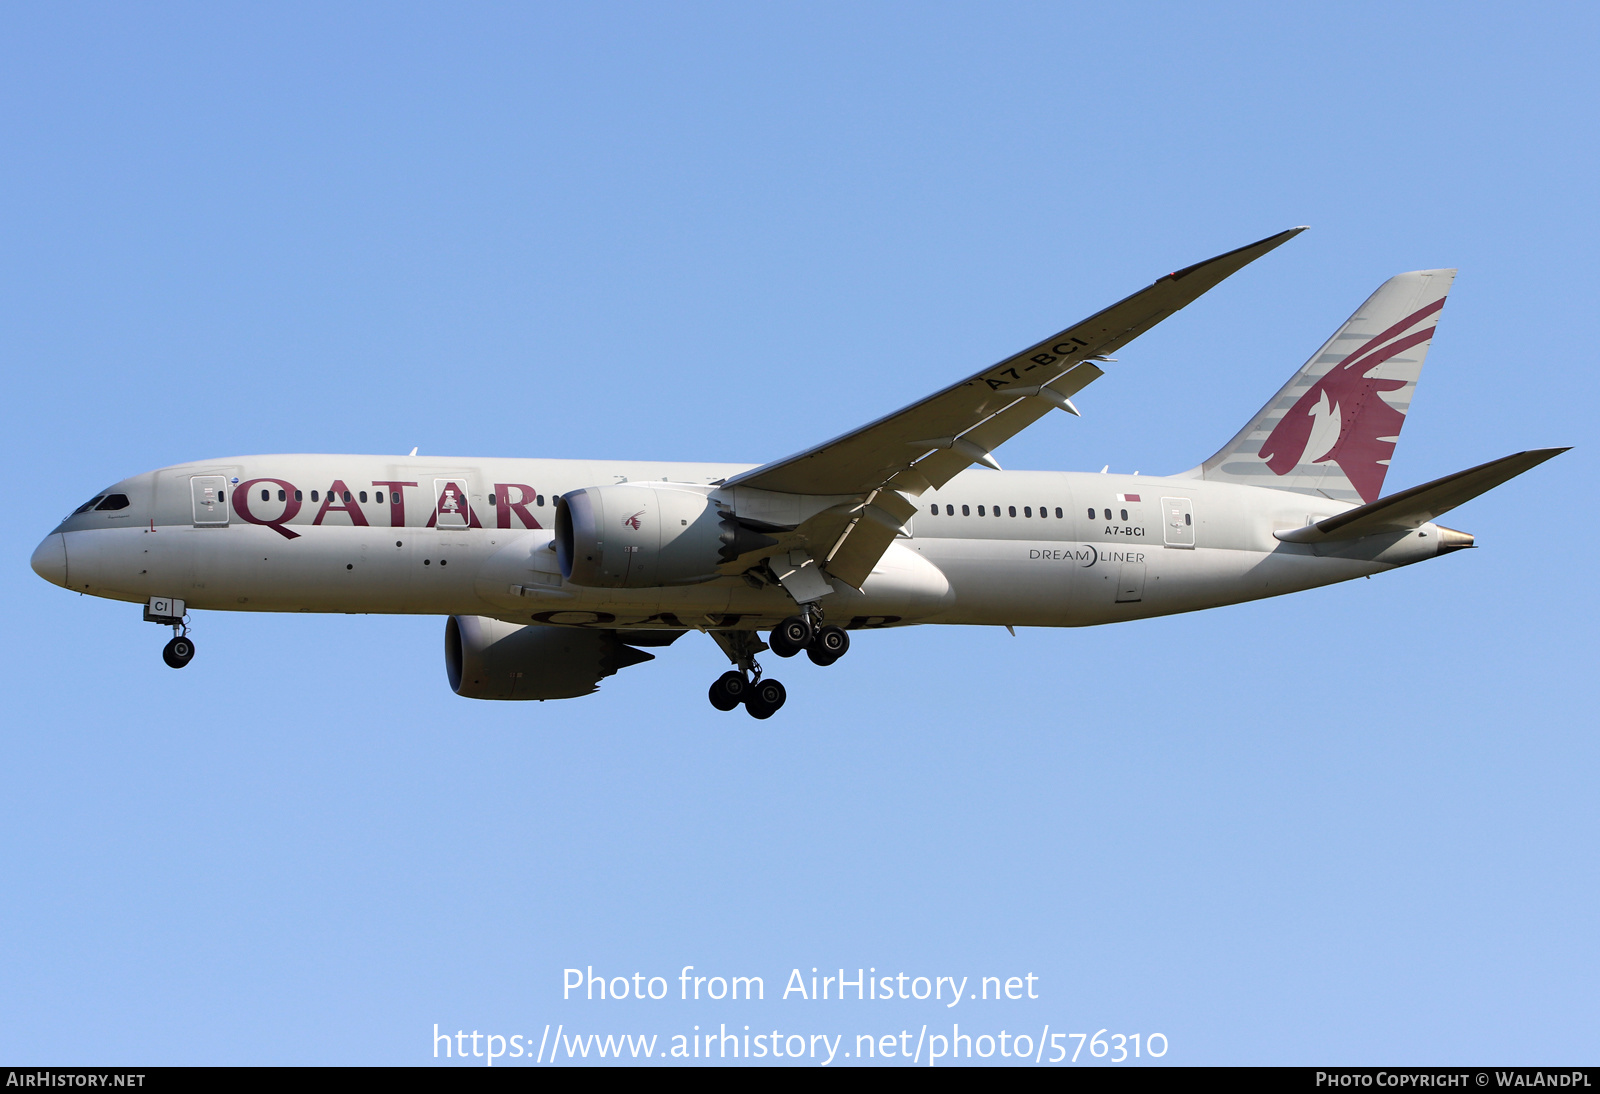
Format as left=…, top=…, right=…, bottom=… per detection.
left=822, top=490, right=919, bottom=590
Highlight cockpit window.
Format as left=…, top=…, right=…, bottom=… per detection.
left=94, top=494, right=131, bottom=511
left=74, top=496, right=107, bottom=514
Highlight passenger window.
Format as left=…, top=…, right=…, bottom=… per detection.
left=343, top=491, right=352, bottom=502
left=1024, top=507, right=1032, bottom=517
left=1007, top=506, right=1015, bottom=517
left=261, top=489, right=270, bottom=501
left=95, top=494, right=131, bottom=511
left=295, top=490, right=303, bottom=502
left=359, top=491, right=368, bottom=503
left=75, top=496, right=105, bottom=514
left=994, top=505, right=1002, bottom=517
left=945, top=504, right=954, bottom=515
left=1056, top=507, right=1063, bottom=519
left=376, top=491, right=384, bottom=503
left=1103, top=508, right=1111, bottom=520
left=311, top=491, right=319, bottom=502
left=1121, top=508, right=1128, bottom=522
left=277, top=489, right=286, bottom=502
left=961, top=505, right=970, bottom=516
left=489, top=494, right=497, bottom=507
left=977, top=505, right=985, bottom=516
left=1086, top=508, right=1095, bottom=519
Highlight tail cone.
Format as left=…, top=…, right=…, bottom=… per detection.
left=1436, top=525, right=1475, bottom=554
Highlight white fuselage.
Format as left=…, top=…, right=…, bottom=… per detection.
left=35, top=454, right=1452, bottom=633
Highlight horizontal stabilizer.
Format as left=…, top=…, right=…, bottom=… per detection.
left=1273, top=448, right=1568, bottom=543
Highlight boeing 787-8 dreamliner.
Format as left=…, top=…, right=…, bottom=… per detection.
left=30, top=228, right=1565, bottom=718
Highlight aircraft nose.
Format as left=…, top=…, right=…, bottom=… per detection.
left=30, top=533, right=68, bottom=588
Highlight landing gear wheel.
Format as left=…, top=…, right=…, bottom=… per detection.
left=806, top=625, right=849, bottom=666
left=770, top=616, right=812, bottom=658
left=744, top=678, right=787, bottom=719
left=162, top=635, right=195, bottom=669
left=708, top=670, right=747, bottom=712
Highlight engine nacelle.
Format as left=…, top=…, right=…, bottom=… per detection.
left=444, top=616, right=653, bottom=700
left=555, top=484, right=776, bottom=588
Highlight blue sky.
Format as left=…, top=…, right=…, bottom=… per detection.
left=2, top=2, right=1595, bottom=1066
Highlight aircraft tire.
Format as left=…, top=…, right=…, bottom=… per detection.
left=162, top=636, right=195, bottom=669
left=811, top=625, right=848, bottom=659
left=771, top=616, right=811, bottom=658
left=745, top=678, right=786, bottom=719
left=708, top=671, right=746, bottom=712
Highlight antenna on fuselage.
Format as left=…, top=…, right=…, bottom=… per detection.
left=408, top=447, right=418, bottom=457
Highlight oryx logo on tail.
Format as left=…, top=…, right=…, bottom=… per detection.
left=1258, top=298, right=1444, bottom=503
left=1199, top=268, right=1456, bottom=505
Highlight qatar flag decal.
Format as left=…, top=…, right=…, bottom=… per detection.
left=1117, top=493, right=1141, bottom=503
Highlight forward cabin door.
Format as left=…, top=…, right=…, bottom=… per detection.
left=191, top=476, right=229, bottom=526
left=434, top=478, right=473, bottom=529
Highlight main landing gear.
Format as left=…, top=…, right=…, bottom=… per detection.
left=708, top=670, right=787, bottom=720
left=705, top=608, right=849, bottom=719
left=706, top=629, right=788, bottom=719
left=768, top=613, right=850, bottom=666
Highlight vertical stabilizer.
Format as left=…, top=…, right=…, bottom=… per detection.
left=1198, top=269, right=1456, bottom=504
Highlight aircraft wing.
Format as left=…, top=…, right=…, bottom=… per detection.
left=720, top=228, right=1306, bottom=588
left=726, top=226, right=1307, bottom=499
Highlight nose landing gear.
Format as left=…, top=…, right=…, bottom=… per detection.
left=145, top=597, right=195, bottom=669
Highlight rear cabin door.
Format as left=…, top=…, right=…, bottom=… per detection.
left=191, top=476, right=229, bottom=526
left=1161, top=496, right=1195, bottom=548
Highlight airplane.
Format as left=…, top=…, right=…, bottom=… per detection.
left=29, top=227, right=1567, bottom=719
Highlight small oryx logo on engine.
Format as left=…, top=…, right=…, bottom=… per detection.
left=622, top=510, right=644, bottom=531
